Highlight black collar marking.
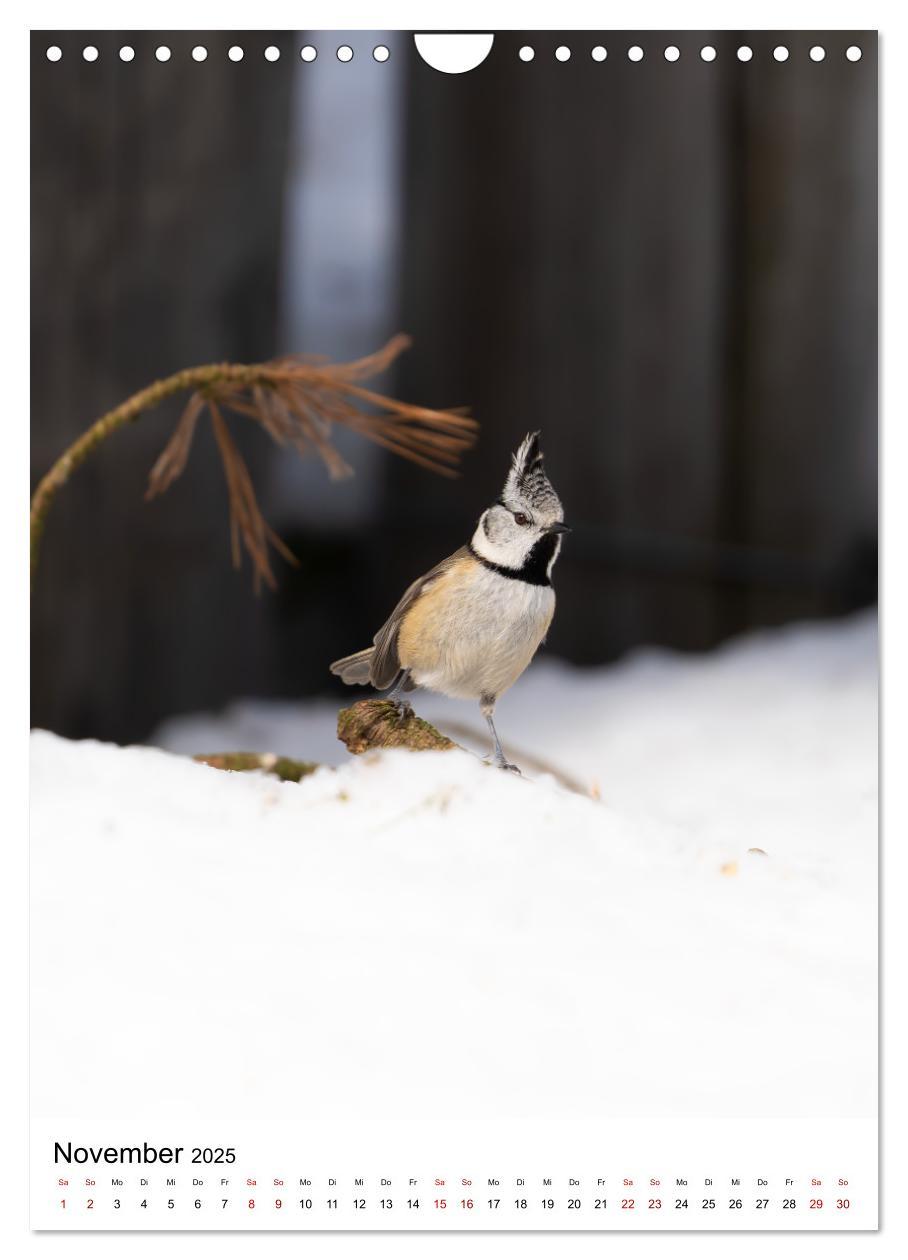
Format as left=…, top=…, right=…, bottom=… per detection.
left=468, top=534, right=557, bottom=588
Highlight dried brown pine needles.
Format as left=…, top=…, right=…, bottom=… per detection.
left=30, top=335, right=478, bottom=590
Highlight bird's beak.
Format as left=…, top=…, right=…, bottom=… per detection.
left=548, top=522, right=571, bottom=535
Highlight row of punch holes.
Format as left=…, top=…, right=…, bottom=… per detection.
left=46, top=44, right=387, bottom=63
left=46, top=42, right=864, bottom=64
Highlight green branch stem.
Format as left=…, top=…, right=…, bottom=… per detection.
left=30, top=363, right=264, bottom=578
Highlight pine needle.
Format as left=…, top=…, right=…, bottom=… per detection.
left=140, top=335, right=477, bottom=590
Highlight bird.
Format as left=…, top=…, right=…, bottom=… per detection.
left=330, top=431, right=569, bottom=772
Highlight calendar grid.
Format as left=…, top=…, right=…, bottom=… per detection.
left=31, top=1119, right=877, bottom=1231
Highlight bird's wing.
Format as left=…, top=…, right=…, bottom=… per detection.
left=370, top=545, right=472, bottom=690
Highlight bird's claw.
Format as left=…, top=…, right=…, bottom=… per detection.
left=485, top=755, right=522, bottom=775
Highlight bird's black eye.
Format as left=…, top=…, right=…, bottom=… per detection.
left=513, top=512, right=530, bottom=527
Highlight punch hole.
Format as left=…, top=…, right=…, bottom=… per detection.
left=700, top=45, right=717, bottom=62
left=228, top=46, right=244, bottom=62
left=192, top=46, right=208, bottom=62
left=809, top=46, right=826, bottom=62
left=664, top=46, right=680, bottom=62
left=337, top=46, right=353, bottom=62
left=846, top=45, right=862, bottom=62
left=46, top=46, right=62, bottom=62
left=373, top=45, right=390, bottom=62
left=518, top=46, right=535, bottom=62
left=737, top=45, right=753, bottom=62
left=555, top=46, right=571, bottom=62
left=155, top=46, right=171, bottom=62
left=591, top=46, right=607, bottom=62
left=300, top=46, right=317, bottom=62
left=628, top=45, right=644, bottom=62
left=82, top=46, right=99, bottom=62
left=773, top=46, right=790, bottom=62
left=119, top=46, right=135, bottom=62
left=413, top=33, right=494, bottom=74
left=264, top=46, right=280, bottom=62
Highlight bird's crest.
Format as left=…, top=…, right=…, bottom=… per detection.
left=502, top=431, right=562, bottom=519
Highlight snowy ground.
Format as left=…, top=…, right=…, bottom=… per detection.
left=31, top=612, right=877, bottom=1143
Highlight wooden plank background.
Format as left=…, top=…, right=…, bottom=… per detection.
left=31, top=31, right=877, bottom=742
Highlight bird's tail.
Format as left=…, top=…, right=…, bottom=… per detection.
left=329, top=647, right=375, bottom=686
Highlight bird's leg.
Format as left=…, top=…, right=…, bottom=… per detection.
left=480, top=695, right=521, bottom=774
left=384, top=670, right=414, bottom=719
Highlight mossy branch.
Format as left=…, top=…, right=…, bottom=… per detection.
left=337, top=700, right=459, bottom=755
left=190, top=704, right=458, bottom=785
left=194, top=751, right=319, bottom=782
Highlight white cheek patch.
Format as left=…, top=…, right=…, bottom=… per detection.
left=471, top=520, right=533, bottom=571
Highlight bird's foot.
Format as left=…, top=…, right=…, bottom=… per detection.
left=485, top=754, right=522, bottom=775
left=389, top=697, right=414, bottom=721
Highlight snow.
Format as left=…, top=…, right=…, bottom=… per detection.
left=31, top=612, right=876, bottom=1147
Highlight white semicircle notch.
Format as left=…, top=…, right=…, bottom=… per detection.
left=413, top=33, right=494, bottom=74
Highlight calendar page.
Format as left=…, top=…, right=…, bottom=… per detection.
left=29, top=26, right=878, bottom=1234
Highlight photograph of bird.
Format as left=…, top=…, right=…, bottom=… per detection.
left=330, top=432, right=569, bottom=771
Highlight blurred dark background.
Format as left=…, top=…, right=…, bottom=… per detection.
left=31, top=30, right=877, bottom=744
